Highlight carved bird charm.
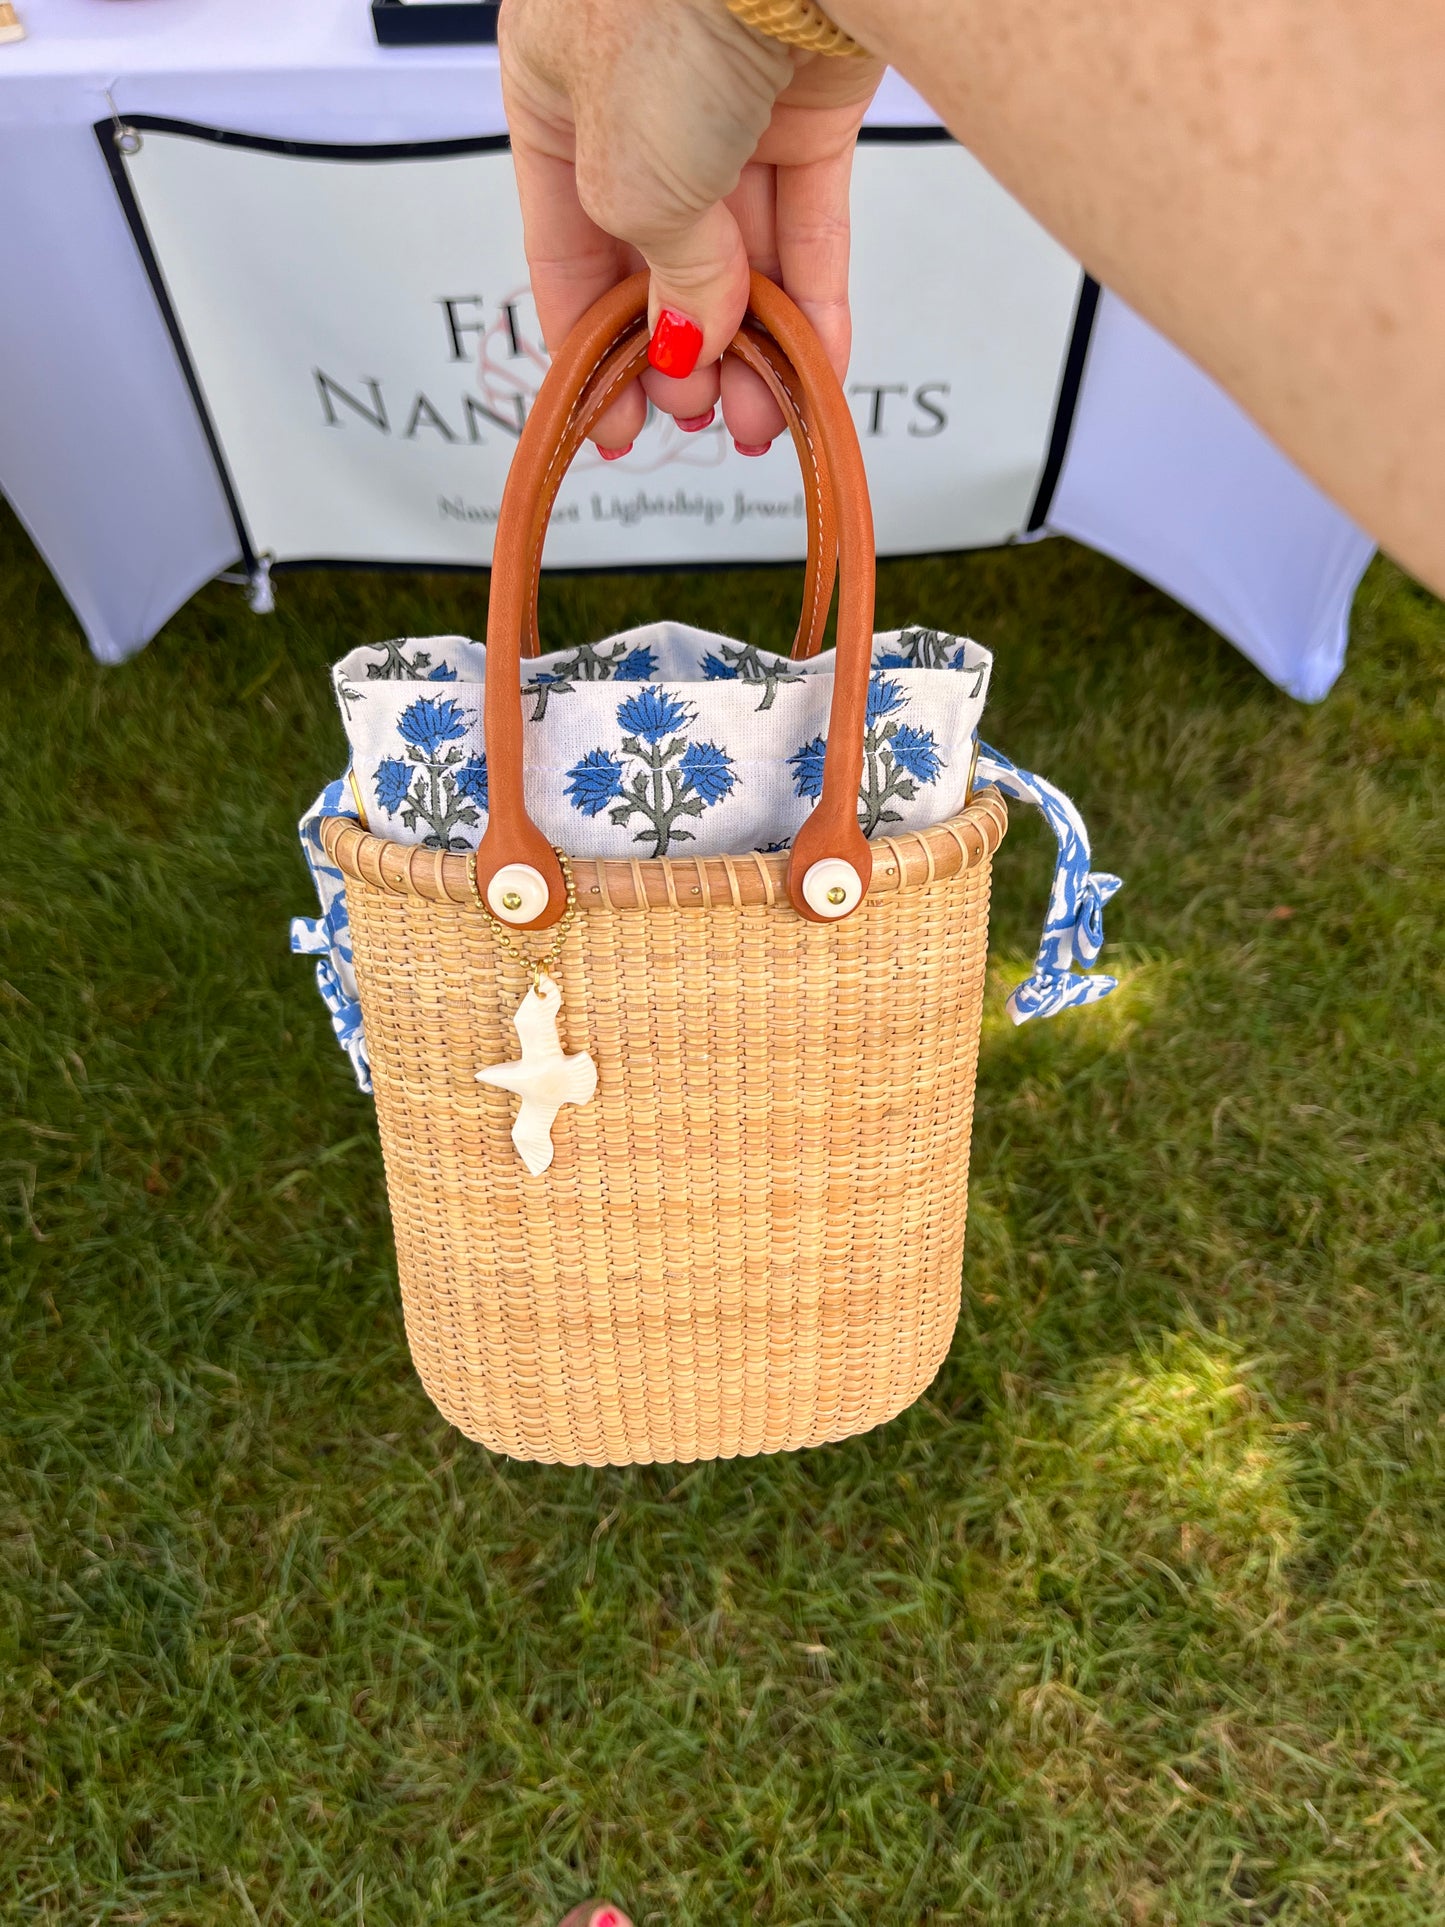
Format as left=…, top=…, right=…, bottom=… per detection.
left=476, top=972, right=597, bottom=1175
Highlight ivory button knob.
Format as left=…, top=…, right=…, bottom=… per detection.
left=801, top=857, right=864, bottom=920
left=487, top=862, right=550, bottom=924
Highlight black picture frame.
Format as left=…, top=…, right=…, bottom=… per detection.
left=371, top=0, right=500, bottom=46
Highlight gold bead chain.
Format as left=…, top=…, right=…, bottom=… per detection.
left=724, top=0, right=866, bottom=58
left=468, top=847, right=581, bottom=991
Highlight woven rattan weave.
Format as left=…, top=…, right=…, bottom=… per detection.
left=322, top=793, right=1005, bottom=1466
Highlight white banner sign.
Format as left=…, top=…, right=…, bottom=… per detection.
left=118, top=124, right=1087, bottom=572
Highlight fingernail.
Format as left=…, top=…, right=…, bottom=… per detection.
left=734, top=440, right=772, bottom=458
left=648, top=308, right=704, bottom=380
left=676, top=408, right=715, bottom=433
left=598, top=443, right=633, bottom=462
left=594, top=1913, right=621, bottom=1927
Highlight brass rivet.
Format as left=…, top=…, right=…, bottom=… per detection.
left=502, top=890, right=523, bottom=911
left=826, top=885, right=847, bottom=906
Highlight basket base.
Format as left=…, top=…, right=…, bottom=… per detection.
left=402, top=1266, right=964, bottom=1467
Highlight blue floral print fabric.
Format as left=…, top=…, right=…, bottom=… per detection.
left=296, top=623, right=1121, bottom=1088
left=331, top=623, right=988, bottom=861
left=290, top=774, right=371, bottom=1093
left=975, top=745, right=1123, bottom=1024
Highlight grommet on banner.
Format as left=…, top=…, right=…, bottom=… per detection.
left=105, top=89, right=142, bottom=155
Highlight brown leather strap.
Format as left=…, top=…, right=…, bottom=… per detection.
left=519, top=318, right=838, bottom=663
left=476, top=271, right=874, bottom=930
left=731, top=324, right=839, bottom=663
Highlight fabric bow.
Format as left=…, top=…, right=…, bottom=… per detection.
left=291, top=775, right=373, bottom=1092
left=1069, top=868, right=1123, bottom=969
left=975, top=745, right=1123, bottom=1027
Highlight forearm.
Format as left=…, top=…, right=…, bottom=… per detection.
left=833, top=0, right=1445, bottom=592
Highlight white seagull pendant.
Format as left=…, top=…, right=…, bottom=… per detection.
left=476, top=972, right=598, bottom=1176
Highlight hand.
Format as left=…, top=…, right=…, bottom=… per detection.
left=500, top=0, right=883, bottom=452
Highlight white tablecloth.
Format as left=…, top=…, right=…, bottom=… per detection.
left=0, top=0, right=1372, bottom=698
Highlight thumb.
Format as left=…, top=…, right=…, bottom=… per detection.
left=637, top=200, right=754, bottom=421
left=563, top=164, right=755, bottom=432
left=644, top=199, right=753, bottom=373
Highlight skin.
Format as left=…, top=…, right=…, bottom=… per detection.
left=501, top=0, right=1445, bottom=595
left=500, top=0, right=883, bottom=449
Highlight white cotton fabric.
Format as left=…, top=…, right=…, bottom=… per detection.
left=332, top=622, right=992, bottom=859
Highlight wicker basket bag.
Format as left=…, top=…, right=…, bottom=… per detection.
left=320, top=275, right=1007, bottom=1466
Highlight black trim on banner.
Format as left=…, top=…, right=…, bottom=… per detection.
left=97, top=113, right=1090, bottom=583
left=99, top=114, right=944, bottom=163
left=96, top=118, right=260, bottom=571
left=98, top=114, right=513, bottom=165
left=1025, top=273, right=1101, bottom=533
left=857, top=124, right=957, bottom=144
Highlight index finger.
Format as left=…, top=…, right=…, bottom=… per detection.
left=774, top=143, right=857, bottom=380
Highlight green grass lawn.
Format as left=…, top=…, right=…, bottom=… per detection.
left=2, top=498, right=1442, bottom=1926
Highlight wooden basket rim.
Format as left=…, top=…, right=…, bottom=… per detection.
left=319, top=786, right=1006, bottom=916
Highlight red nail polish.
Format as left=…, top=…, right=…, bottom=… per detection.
left=648, top=309, right=704, bottom=380
left=598, top=444, right=633, bottom=462
left=676, top=408, right=715, bottom=433
left=734, top=440, right=772, bottom=458
left=595, top=1913, right=621, bottom=1927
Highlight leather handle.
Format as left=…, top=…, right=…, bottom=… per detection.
left=520, top=323, right=839, bottom=663
left=477, top=271, right=874, bottom=930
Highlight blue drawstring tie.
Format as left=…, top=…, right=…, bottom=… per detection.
left=975, top=743, right=1123, bottom=1025
left=291, top=774, right=373, bottom=1092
